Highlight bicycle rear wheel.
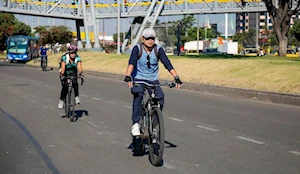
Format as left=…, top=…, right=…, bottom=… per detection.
left=148, top=107, right=164, bottom=166
left=69, top=87, right=76, bottom=122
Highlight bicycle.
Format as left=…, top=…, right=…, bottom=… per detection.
left=41, top=55, right=47, bottom=71
left=63, top=75, right=84, bottom=122
left=131, top=80, right=175, bottom=166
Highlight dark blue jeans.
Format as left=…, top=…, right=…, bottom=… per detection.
left=131, top=79, right=164, bottom=124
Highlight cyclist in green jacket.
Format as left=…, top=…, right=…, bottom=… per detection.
left=58, top=44, right=83, bottom=109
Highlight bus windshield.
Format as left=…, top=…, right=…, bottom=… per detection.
left=8, top=38, right=28, bottom=54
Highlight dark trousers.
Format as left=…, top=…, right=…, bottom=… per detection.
left=131, top=79, right=164, bottom=124
left=60, top=73, right=79, bottom=100
left=40, top=55, right=47, bottom=67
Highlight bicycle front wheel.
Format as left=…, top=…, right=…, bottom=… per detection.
left=69, top=87, right=76, bottom=122
left=148, top=107, right=164, bottom=166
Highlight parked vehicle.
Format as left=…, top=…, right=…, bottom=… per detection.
left=218, top=42, right=238, bottom=55
left=184, top=40, right=210, bottom=54
left=241, top=48, right=259, bottom=56
left=202, top=47, right=220, bottom=54
left=270, top=48, right=299, bottom=58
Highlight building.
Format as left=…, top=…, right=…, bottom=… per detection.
left=236, top=12, right=300, bottom=33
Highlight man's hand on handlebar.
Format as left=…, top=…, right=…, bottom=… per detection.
left=174, top=76, right=183, bottom=89
left=79, top=73, right=84, bottom=78
left=123, top=76, right=133, bottom=88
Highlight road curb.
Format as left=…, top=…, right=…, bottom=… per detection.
left=25, top=64, right=300, bottom=106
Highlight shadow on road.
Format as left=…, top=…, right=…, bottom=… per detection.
left=60, top=110, right=89, bottom=122
left=75, top=110, right=89, bottom=118
left=127, top=138, right=178, bottom=154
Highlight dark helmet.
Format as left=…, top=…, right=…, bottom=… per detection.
left=68, top=44, right=78, bottom=51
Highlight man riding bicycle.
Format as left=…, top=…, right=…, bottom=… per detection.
left=39, top=44, right=48, bottom=68
left=58, top=44, right=83, bottom=109
left=124, top=28, right=183, bottom=136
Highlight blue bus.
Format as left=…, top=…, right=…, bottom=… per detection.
left=6, top=35, right=39, bottom=63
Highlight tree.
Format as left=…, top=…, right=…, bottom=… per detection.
left=186, top=27, right=221, bottom=41
left=291, top=19, right=300, bottom=41
left=155, top=22, right=177, bottom=47
left=158, top=15, right=195, bottom=47
left=49, top=26, right=73, bottom=44
left=0, top=12, right=31, bottom=52
left=113, top=32, right=127, bottom=43
left=14, top=22, right=31, bottom=36
left=241, top=0, right=300, bottom=56
left=233, top=28, right=256, bottom=47
left=34, top=25, right=72, bottom=45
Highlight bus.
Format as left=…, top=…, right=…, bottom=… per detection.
left=6, top=35, right=39, bottom=63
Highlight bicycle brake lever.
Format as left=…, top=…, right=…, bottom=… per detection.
left=80, top=77, right=84, bottom=85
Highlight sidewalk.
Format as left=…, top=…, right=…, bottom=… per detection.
left=26, top=64, right=300, bottom=107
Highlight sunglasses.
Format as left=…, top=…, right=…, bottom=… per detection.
left=69, top=51, right=77, bottom=54
left=144, top=37, right=155, bottom=40
left=147, top=55, right=150, bottom=68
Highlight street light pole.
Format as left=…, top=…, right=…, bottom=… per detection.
left=177, top=21, right=182, bottom=56
left=117, top=0, right=121, bottom=54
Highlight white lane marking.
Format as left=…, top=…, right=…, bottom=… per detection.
left=236, top=136, right=265, bottom=145
left=92, top=97, right=101, bottom=101
left=81, top=94, right=88, bottom=97
left=288, top=151, right=300, bottom=156
left=124, top=105, right=132, bottom=109
left=163, top=163, right=175, bottom=169
left=167, top=117, right=184, bottom=122
left=85, top=120, right=98, bottom=127
left=197, top=125, right=219, bottom=132
left=107, top=101, right=116, bottom=104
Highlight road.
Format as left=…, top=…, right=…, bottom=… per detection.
left=0, top=62, right=299, bottom=174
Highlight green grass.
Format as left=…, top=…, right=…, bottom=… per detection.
left=27, top=52, right=300, bottom=94
left=0, top=53, right=6, bottom=59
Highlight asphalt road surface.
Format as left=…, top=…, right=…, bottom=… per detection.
left=0, top=62, right=299, bottom=174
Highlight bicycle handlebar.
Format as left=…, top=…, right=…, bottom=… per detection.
left=133, top=81, right=176, bottom=89
left=63, top=76, right=84, bottom=85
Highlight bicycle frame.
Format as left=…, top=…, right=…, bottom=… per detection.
left=41, top=55, right=47, bottom=71
left=135, top=81, right=174, bottom=137
left=140, top=88, right=159, bottom=137
left=132, top=80, right=175, bottom=164
left=63, top=75, right=84, bottom=122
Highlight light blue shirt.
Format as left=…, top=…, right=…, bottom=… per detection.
left=129, top=44, right=174, bottom=81
left=132, top=44, right=161, bottom=81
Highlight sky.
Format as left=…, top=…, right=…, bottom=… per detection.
left=16, top=13, right=236, bottom=36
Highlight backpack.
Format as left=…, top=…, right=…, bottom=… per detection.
left=59, top=53, right=78, bottom=68
left=138, top=43, right=160, bottom=61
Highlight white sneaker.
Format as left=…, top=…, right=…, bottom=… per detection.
left=75, top=96, right=80, bottom=105
left=58, top=100, right=64, bottom=109
left=131, top=123, right=140, bottom=136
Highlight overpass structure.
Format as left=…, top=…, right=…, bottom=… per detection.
left=0, top=0, right=294, bottom=52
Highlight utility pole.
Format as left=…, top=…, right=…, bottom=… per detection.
left=117, top=0, right=121, bottom=54
left=103, top=19, right=105, bottom=48
left=177, top=21, right=182, bottom=56
left=256, top=12, right=259, bottom=49
left=197, top=14, right=199, bottom=54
